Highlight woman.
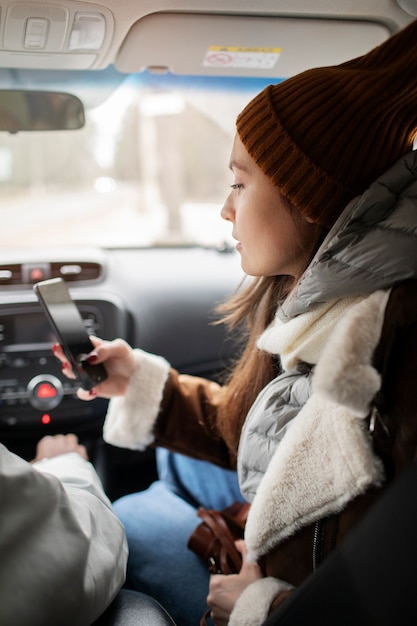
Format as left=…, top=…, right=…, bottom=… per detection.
left=57, top=20, right=417, bottom=626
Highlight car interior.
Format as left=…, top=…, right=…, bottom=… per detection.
left=1, top=0, right=416, bottom=502
left=0, top=0, right=416, bottom=609
left=1, top=0, right=416, bottom=623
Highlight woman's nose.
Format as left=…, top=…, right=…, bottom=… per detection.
left=221, top=195, right=234, bottom=222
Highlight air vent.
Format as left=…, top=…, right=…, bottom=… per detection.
left=0, top=261, right=103, bottom=287
left=51, top=261, right=102, bottom=282
left=0, top=264, right=23, bottom=286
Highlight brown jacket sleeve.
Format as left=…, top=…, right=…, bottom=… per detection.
left=153, top=369, right=237, bottom=469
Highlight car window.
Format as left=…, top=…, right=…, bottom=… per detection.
left=0, top=70, right=275, bottom=250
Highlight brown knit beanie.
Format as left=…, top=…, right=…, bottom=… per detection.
left=236, top=19, right=417, bottom=228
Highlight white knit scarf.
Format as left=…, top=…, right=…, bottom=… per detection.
left=257, top=295, right=365, bottom=370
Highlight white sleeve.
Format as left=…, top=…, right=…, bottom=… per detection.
left=229, top=577, right=294, bottom=626
left=103, top=348, right=170, bottom=450
left=0, top=444, right=128, bottom=626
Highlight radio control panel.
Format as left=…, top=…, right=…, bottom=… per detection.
left=0, top=296, right=128, bottom=432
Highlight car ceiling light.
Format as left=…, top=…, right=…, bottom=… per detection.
left=24, top=17, right=49, bottom=49
left=68, top=12, right=106, bottom=51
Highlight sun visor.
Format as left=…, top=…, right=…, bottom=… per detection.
left=116, top=12, right=390, bottom=78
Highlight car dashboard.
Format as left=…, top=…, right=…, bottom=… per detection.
left=0, top=245, right=243, bottom=497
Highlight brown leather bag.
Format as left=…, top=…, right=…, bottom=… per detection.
left=187, top=501, right=250, bottom=575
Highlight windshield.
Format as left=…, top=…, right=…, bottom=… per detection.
left=0, top=69, right=278, bottom=249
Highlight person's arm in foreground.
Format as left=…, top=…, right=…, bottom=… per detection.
left=0, top=434, right=128, bottom=626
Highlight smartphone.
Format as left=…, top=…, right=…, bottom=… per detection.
left=33, top=277, right=108, bottom=390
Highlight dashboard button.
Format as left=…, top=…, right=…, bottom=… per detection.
left=27, top=375, right=63, bottom=410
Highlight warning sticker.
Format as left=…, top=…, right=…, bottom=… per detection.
left=203, top=46, right=282, bottom=69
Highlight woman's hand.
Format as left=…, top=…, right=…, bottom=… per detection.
left=207, top=540, right=263, bottom=625
left=53, top=336, right=137, bottom=401
left=31, top=433, right=88, bottom=463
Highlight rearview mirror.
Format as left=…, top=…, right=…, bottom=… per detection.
left=0, top=90, right=85, bottom=133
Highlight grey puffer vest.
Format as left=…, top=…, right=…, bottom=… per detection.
left=238, top=150, right=417, bottom=502
left=239, top=366, right=313, bottom=501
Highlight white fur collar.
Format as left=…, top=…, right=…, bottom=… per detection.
left=257, top=295, right=363, bottom=370
left=245, top=289, right=390, bottom=563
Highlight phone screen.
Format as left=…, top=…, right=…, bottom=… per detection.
left=33, top=277, right=107, bottom=390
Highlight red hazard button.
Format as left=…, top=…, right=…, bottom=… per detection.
left=28, top=375, right=63, bottom=411
left=37, top=383, right=58, bottom=399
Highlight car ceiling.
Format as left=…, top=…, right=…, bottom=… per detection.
left=0, top=0, right=415, bottom=78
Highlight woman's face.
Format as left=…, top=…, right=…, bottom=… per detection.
left=221, top=134, right=322, bottom=277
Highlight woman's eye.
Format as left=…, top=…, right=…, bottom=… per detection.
left=231, top=183, right=243, bottom=191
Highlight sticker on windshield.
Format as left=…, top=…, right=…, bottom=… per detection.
left=203, top=46, right=282, bottom=69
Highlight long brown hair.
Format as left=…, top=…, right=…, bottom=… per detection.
left=215, top=214, right=327, bottom=455
left=215, top=275, right=292, bottom=453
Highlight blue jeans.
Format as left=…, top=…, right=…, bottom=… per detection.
left=112, top=449, right=244, bottom=626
